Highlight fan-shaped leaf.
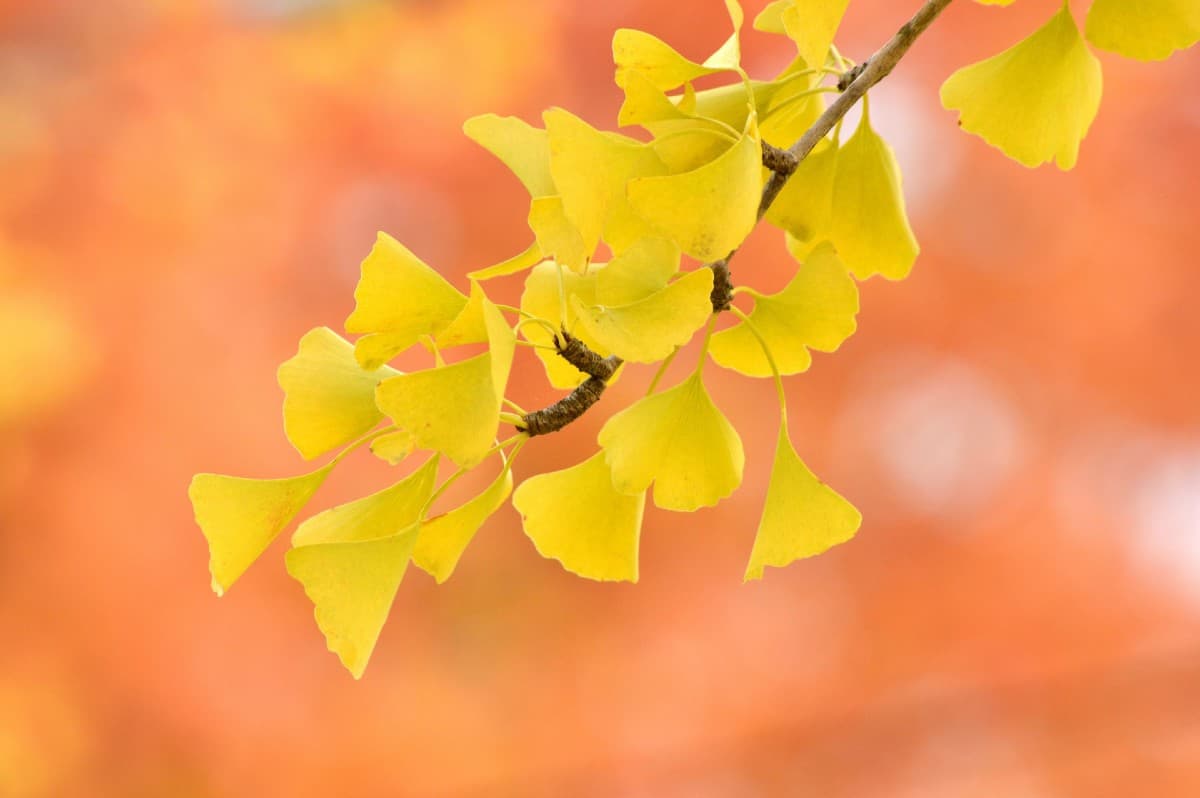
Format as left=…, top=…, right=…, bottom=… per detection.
left=628, top=118, right=762, bottom=262
left=745, top=426, right=860, bottom=580
left=830, top=107, right=919, bottom=279
left=345, top=233, right=467, bottom=368
left=1086, top=0, right=1200, bottom=61
left=375, top=299, right=515, bottom=467
left=189, top=465, right=333, bottom=596
left=599, top=369, right=744, bottom=511
left=278, top=327, right=399, bottom=460
left=462, top=114, right=555, bottom=198
left=573, top=268, right=713, bottom=363
left=940, top=4, right=1102, bottom=170
left=710, top=243, right=857, bottom=377
left=514, top=452, right=644, bottom=582
left=413, top=464, right=514, bottom=584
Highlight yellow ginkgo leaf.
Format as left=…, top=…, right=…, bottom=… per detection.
left=753, top=0, right=789, bottom=33
left=513, top=451, right=645, bottom=582
left=1085, top=0, right=1200, bottom=61
left=282, top=443, right=440, bottom=680
left=628, top=118, right=762, bottom=262
left=528, top=196, right=589, bottom=274
left=462, top=114, right=556, bottom=198
left=830, top=106, right=920, bottom=280
left=763, top=138, right=837, bottom=247
left=595, top=237, right=680, bottom=306
left=345, top=232, right=467, bottom=369
left=710, top=243, right=857, bottom=377
left=703, top=0, right=745, bottom=71
left=286, top=523, right=418, bottom=679
left=375, top=299, right=515, bottom=467
left=745, top=425, right=860, bottom=580
left=434, top=281, right=489, bottom=348
left=617, top=70, right=740, bottom=157
left=685, top=80, right=761, bottom=134
left=759, top=59, right=826, bottom=147
left=291, top=455, right=439, bottom=547
left=413, top=463, right=514, bottom=584
left=467, top=241, right=545, bottom=282
left=781, top=0, right=851, bottom=73
left=572, top=268, right=713, bottom=363
left=940, top=4, right=1102, bottom=170
left=599, top=369, right=744, bottom=511
left=278, top=327, right=399, bottom=460
left=370, top=429, right=416, bottom=465
left=545, top=108, right=666, bottom=261
left=612, top=28, right=722, bottom=91
left=519, top=261, right=612, bottom=389
left=189, top=465, right=333, bottom=596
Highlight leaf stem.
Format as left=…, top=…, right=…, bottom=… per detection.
left=730, top=307, right=788, bottom=427
left=646, top=347, right=680, bottom=395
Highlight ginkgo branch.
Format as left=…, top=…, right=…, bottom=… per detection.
left=519, top=331, right=622, bottom=436
left=523, top=0, right=954, bottom=437
left=759, top=0, right=955, bottom=215
left=712, top=0, right=954, bottom=311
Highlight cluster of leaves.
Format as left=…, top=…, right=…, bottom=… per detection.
left=189, top=0, right=1200, bottom=678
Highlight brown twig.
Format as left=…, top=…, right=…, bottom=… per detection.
left=525, top=0, right=955, bottom=433
left=520, top=332, right=622, bottom=436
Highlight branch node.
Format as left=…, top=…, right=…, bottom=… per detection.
left=761, top=141, right=798, bottom=176
left=709, top=259, right=733, bottom=312
left=837, top=60, right=870, bottom=92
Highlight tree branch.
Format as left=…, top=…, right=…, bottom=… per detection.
left=520, top=332, right=622, bottom=436
left=525, top=0, right=954, bottom=434
left=758, top=0, right=955, bottom=217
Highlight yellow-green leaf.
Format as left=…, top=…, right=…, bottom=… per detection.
left=628, top=118, right=762, bottom=262
left=278, top=327, right=399, bottom=460
left=189, top=465, right=333, bottom=596
left=282, top=449, right=440, bottom=679
left=753, top=0, right=789, bottom=34
left=467, top=241, right=545, bottom=281
left=513, top=452, right=644, bottom=582
left=434, top=280, right=489, bottom=348
left=291, top=455, right=439, bottom=548
left=370, top=429, right=416, bottom=466
left=528, top=196, right=589, bottom=274
left=413, top=463, right=514, bottom=584
left=613, top=28, right=722, bottom=91
left=703, top=0, right=746, bottom=71
left=599, top=369, right=744, bottom=511
left=781, top=0, right=851, bottom=72
left=745, top=425, right=860, bottom=580
left=545, top=108, right=666, bottom=261
left=286, top=524, right=418, bottom=679
left=759, top=57, right=827, bottom=147
left=710, top=243, right=857, bottom=377
left=595, top=237, right=680, bottom=306
left=462, top=114, right=555, bottom=198
left=375, top=299, right=515, bottom=467
left=519, top=261, right=611, bottom=389
left=572, top=268, right=713, bottom=363
left=1086, top=0, right=1200, bottom=61
left=940, top=4, right=1103, bottom=170
left=345, top=233, right=467, bottom=369
left=830, top=107, right=919, bottom=280
left=763, top=138, right=837, bottom=247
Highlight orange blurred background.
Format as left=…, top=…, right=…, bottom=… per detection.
left=2, top=0, right=1199, bottom=795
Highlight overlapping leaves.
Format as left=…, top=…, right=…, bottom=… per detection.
left=190, top=0, right=1197, bottom=680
